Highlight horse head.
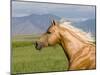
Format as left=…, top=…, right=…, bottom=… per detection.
left=35, top=20, right=61, bottom=50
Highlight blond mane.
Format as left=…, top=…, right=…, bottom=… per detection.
left=59, top=21, right=94, bottom=42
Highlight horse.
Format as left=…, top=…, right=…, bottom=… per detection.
left=34, top=19, right=96, bottom=70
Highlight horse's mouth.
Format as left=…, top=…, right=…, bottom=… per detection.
left=35, top=45, right=42, bottom=50
left=34, top=41, right=44, bottom=50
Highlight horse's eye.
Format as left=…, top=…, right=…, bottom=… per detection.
left=47, top=32, right=51, bottom=34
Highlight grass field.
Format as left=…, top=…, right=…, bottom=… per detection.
left=11, top=35, right=68, bottom=74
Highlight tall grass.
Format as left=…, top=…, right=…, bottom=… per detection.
left=12, top=35, right=68, bottom=74
left=12, top=41, right=33, bottom=48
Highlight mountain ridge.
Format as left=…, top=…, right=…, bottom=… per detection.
left=12, top=14, right=96, bottom=37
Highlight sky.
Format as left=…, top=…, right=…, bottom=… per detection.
left=12, top=1, right=95, bottom=21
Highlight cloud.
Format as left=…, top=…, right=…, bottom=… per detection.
left=12, top=1, right=95, bottom=18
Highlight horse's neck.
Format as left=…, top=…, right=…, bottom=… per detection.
left=59, top=30, right=86, bottom=60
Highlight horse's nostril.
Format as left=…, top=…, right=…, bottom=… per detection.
left=35, top=41, right=37, bottom=46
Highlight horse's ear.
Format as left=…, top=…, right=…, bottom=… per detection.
left=52, top=20, right=58, bottom=26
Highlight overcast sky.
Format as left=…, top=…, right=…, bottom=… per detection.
left=12, top=1, right=95, bottom=20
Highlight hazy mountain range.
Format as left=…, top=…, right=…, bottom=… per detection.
left=73, top=19, right=96, bottom=36
left=12, top=14, right=60, bottom=35
left=12, top=14, right=96, bottom=36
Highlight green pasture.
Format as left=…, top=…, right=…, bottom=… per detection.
left=11, top=35, right=68, bottom=74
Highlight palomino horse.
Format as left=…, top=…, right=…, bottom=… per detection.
left=35, top=20, right=96, bottom=70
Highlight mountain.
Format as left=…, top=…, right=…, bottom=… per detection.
left=73, top=18, right=96, bottom=36
left=12, top=14, right=95, bottom=37
left=12, top=14, right=60, bottom=35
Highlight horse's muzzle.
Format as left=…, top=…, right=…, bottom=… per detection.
left=34, top=41, right=44, bottom=50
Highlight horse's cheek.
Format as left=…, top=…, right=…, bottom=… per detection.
left=48, top=35, right=57, bottom=45
left=48, top=38, right=53, bottom=45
